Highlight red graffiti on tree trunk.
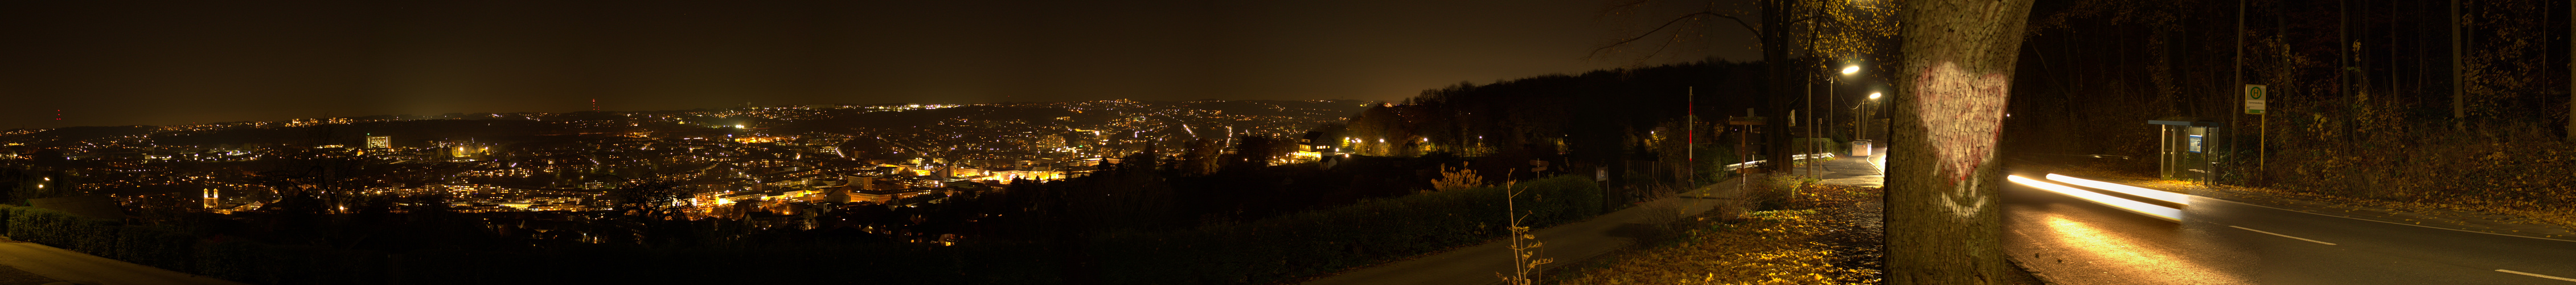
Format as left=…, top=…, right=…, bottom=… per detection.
left=1913, top=62, right=2011, bottom=186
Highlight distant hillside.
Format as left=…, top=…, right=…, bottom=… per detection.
left=0, top=126, right=154, bottom=147
left=0, top=100, right=1372, bottom=149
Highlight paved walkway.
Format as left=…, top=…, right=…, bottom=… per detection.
left=1300, top=176, right=1754, bottom=285
left=0, top=237, right=244, bottom=285
left=0, top=263, right=56, bottom=285
left=1799, top=148, right=1886, bottom=187
left=1300, top=149, right=1896, bottom=285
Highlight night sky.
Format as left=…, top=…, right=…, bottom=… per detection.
left=0, top=1, right=1759, bottom=129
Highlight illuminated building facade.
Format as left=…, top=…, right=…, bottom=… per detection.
left=203, top=188, right=219, bottom=209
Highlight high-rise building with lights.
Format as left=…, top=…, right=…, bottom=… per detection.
left=366, top=136, right=392, bottom=149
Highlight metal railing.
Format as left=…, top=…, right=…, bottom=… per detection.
left=1721, top=153, right=1836, bottom=171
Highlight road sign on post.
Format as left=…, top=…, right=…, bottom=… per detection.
left=2245, top=84, right=2269, bottom=114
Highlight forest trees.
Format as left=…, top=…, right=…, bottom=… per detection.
left=2454, top=0, right=2568, bottom=134
left=1334, top=61, right=1765, bottom=199
left=2005, top=0, right=2576, bottom=217
left=1594, top=0, right=1897, bottom=173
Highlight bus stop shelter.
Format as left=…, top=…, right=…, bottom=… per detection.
left=2148, top=117, right=2221, bottom=182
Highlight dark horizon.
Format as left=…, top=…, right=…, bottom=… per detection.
left=0, top=0, right=1759, bottom=129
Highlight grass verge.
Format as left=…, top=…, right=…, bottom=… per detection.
left=1548, top=181, right=1883, bottom=284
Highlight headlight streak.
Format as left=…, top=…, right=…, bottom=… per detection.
left=2008, top=175, right=2182, bottom=222
left=2047, top=174, right=2191, bottom=205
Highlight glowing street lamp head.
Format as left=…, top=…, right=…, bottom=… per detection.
left=1868, top=92, right=1882, bottom=100
left=1840, top=66, right=1860, bottom=75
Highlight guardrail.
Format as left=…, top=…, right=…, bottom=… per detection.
left=1721, top=153, right=1838, bottom=171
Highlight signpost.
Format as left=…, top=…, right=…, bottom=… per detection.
left=2246, top=84, right=2267, bottom=169
left=2244, top=84, right=2269, bottom=114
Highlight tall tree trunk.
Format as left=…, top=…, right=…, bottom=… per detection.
left=1885, top=0, right=2036, bottom=284
left=1762, top=0, right=1800, bottom=174
left=2454, top=0, right=2467, bottom=130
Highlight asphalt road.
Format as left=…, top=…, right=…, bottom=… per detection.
left=2002, top=174, right=2576, bottom=284
left=0, top=238, right=244, bottom=285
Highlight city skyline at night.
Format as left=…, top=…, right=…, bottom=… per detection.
left=5, top=0, right=2575, bottom=284
left=0, top=0, right=1755, bottom=129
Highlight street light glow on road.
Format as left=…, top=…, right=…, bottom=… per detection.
left=2009, top=175, right=2181, bottom=222
left=2032, top=214, right=2246, bottom=284
left=2047, top=174, right=2192, bottom=205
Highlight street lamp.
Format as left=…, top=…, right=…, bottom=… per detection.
left=1857, top=92, right=1882, bottom=142
left=1831, top=65, right=1858, bottom=144
left=1811, top=64, right=1861, bottom=177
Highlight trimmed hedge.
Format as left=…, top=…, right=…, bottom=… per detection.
left=114, top=225, right=198, bottom=272
left=1086, top=175, right=1605, bottom=284
left=3, top=206, right=125, bottom=254
left=0, top=206, right=349, bottom=285
left=3, top=207, right=194, bottom=281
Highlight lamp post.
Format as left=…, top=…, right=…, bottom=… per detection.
left=1835, top=65, right=1857, bottom=143
left=1828, top=65, right=1859, bottom=176
left=1865, top=91, right=1885, bottom=140
left=1856, top=92, right=1881, bottom=142
left=1806, top=64, right=1861, bottom=177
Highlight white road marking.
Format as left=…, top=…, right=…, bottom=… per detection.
left=2230, top=226, right=2337, bottom=245
left=2194, top=196, right=2576, bottom=243
left=2043, top=174, right=2576, bottom=243
left=2497, top=270, right=2576, bottom=282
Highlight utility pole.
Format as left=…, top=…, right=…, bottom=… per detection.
left=1807, top=15, right=1819, bottom=179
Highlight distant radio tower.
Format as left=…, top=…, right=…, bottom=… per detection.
left=590, top=99, right=600, bottom=111
left=54, top=109, right=63, bottom=121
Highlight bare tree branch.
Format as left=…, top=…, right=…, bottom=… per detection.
left=1589, top=11, right=1728, bottom=59
left=1589, top=10, right=1827, bottom=60
left=1710, top=13, right=1768, bottom=39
